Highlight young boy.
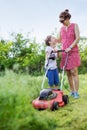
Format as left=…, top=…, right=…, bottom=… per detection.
left=45, top=35, right=60, bottom=88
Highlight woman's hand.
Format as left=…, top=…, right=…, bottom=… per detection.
left=65, top=47, right=71, bottom=52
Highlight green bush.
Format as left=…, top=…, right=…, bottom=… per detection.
left=0, top=34, right=87, bottom=76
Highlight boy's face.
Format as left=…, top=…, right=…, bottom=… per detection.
left=50, top=37, right=57, bottom=45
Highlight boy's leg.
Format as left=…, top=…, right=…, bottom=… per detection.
left=54, top=68, right=60, bottom=88
left=47, top=70, right=54, bottom=87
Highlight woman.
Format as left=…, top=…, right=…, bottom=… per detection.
left=57, top=9, right=81, bottom=98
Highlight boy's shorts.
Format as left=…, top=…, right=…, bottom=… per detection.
left=46, top=68, right=60, bottom=87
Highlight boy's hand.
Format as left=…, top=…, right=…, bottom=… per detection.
left=52, top=49, right=58, bottom=53
left=49, top=53, right=55, bottom=60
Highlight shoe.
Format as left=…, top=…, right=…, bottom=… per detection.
left=69, top=92, right=74, bottom=97
left=74, top=92, right=79, bottom=98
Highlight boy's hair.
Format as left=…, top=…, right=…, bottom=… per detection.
left=45, top=35, right=52, bottom=46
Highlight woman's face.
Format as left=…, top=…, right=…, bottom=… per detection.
left=59, top=17, right=70, bottom=26
left=63, top=19, right=69, bottom=26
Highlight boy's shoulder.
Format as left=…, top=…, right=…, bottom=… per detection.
left=46, top=46, right=52, bottom=52
left=46, top=46, right=58, bottom=51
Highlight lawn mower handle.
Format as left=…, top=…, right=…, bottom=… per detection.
left=51, top=50, right=65, bottom=53
left=57, top=50, right=65, bottom=52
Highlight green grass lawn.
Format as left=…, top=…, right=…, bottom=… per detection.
left=37, top=74, right=87, bottom=130
left=0, top=70, right=87, bottom=130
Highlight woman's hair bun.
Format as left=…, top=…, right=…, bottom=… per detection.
left=59, top=9, right=71, bottom=20
left=65, top=9, right=69, bottom=13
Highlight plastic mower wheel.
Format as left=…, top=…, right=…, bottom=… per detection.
left=63, top=95, right=69, bottom=105
left=52, top=101, right=59, bottom=111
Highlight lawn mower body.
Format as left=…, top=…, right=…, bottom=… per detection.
left=32, top=88, right=69, bottom=110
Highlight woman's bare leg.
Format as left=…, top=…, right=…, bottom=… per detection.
left=66, top=70, right=74, bottom=92
left=70, top=67, right=79, bottom=92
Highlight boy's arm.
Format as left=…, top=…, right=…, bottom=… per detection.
left=46, top=51, right=49, bottom=60
left=56, top=52, right=59, bottom=58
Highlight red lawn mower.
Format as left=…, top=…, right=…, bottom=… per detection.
left=32, top=50, right=69, bottom=110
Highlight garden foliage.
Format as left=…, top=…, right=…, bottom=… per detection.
left=0, top=33, right=87, bottom=75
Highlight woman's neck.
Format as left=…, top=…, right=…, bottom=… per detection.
left=65, top=21, right=71, bottom=27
